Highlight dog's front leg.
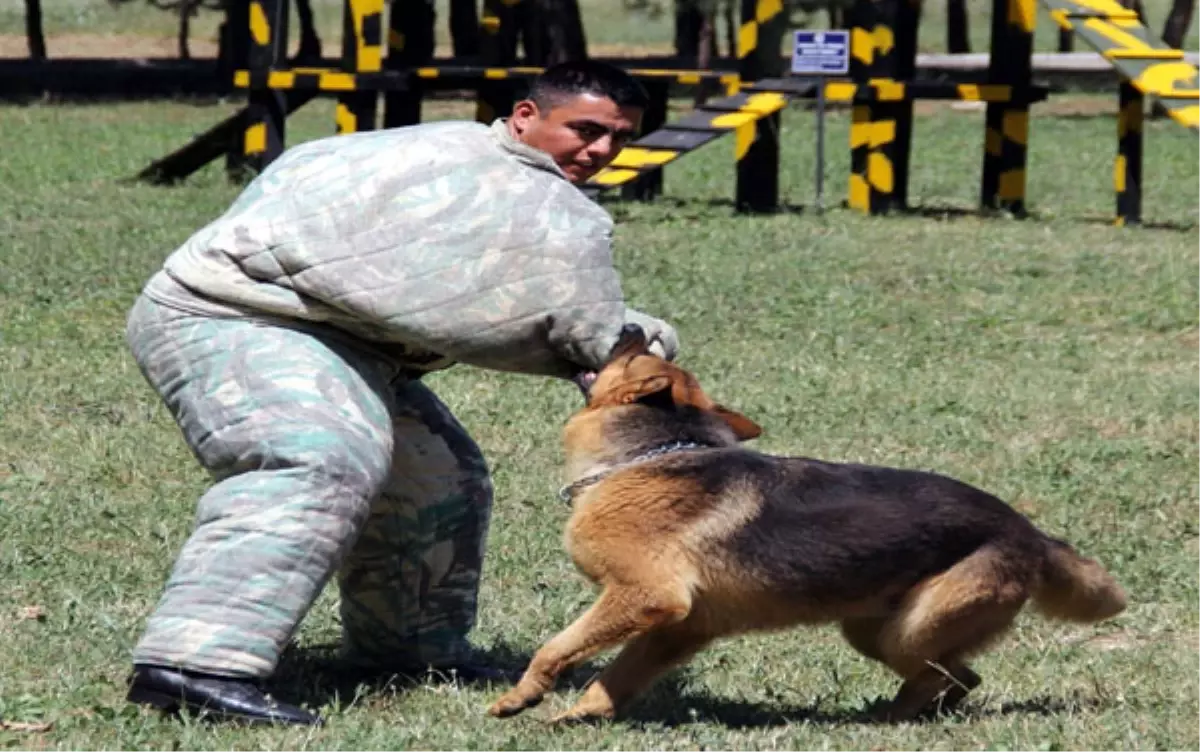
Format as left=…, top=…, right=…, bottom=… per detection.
left=487, top=585, right=691, bottom=719
left=550, top=621, right=712, bottom=724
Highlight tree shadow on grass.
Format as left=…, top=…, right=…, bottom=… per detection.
left=601, top=195, right=1032, bottom=222
left=601, top=194, right=1198, bottom=232
left=267, top=639, right=606, bottom=713
left=270, top=642, right=1112, bottom=728
left=1073, top=215, right=1198, bottom=232
left=618, top=674, right=869, bottom=729
left=619, top=679, right=1112, bottom=730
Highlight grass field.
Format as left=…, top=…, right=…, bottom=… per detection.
left=1, top=0, right=1196, bottom=59
left=1, top=93, right=1198, bottom=750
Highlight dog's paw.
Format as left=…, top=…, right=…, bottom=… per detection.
left=487, top=691, right=543, bottom=719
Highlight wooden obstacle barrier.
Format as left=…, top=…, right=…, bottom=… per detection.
left=137, top=0, right=744, bottom=193
left=586, top=0, right=1195, bottom=225
left=583, top=0, right=1051, bottom=217
left=131, top=0, right=1193, bottom=225
left=1040, top=0, right=1198, bottom=225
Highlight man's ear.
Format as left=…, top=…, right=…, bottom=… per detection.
left=618, top=374, right=673, bottom=407
left=509, top=99, right=540, bottom=135
left=711, top=404, right=763, bottom=441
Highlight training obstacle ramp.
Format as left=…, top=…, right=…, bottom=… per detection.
left=134, top=0, right=1195, bottom=226
left=137, top=0, right=742, bottom=189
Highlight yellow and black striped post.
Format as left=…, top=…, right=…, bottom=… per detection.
left=846, top=0, right=875, bottom=212
left=384, top=0, right=436, bottom=128
left=980, top=0, right=1034, bottom=215
left=735, top=0, right=786, bottom=213
left=475, top=0, right=521, bottom=125
left=846, top=0, right=919, bottom=214
left=337, top=0, right=384, bottom=135
left=847, top=101, right=871, bottom=211
left=1115, top=80, right=1143, bottom=225
left=235, top=0, right=289, bottom=177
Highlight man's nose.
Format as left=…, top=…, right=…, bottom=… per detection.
left=588, top=133, right=615, bottom=158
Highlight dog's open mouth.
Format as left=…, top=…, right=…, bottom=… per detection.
left=571, top=370, right=598, bottom=396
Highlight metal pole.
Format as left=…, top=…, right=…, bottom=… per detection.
left=816, top=76, right=826, bottom=213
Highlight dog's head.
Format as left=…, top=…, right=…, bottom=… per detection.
left=569, top=324, right=762, bottom=442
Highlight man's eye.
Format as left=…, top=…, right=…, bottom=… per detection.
left=574, top=125, right=605, bottom=139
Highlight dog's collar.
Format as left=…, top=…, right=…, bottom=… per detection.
left=557, top=440, right=713, bottom=505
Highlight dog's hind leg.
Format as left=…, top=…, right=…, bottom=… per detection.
left=880, top=660, right=983, bottom=722
left=487, top=581, right=692, bottom=719
left=840, top=617, right=888, bottom=662
left=841, top=616, right=977, bottom=719
left=550, top=620, right=713, bottom=723
left=872, top=546, right=1031, bottom=722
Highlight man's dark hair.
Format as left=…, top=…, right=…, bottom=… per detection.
left=527, top=60, right=650, bottom=111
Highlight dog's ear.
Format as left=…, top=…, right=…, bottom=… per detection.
left=711, top=404, right=763, bottom=441
left=618, top=374, right=674, bottom=407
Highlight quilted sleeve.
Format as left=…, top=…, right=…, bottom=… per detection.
left=170, top=126, right=677, bottom=380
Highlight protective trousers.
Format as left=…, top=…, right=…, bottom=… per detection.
left=125, top=294, right=491, bottom=678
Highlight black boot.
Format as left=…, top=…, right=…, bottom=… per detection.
left=126, top=664, right=323, bottom=727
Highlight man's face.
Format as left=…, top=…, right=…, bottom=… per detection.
left=508, top=93, right=642, bottom=184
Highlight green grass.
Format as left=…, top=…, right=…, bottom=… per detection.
left=0, top=96, right=1197, bottom=749
left=1, top=0, right=1196, bottom=57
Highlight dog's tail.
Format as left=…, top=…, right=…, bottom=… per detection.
left=1031, top=536, right=1126, bottom=623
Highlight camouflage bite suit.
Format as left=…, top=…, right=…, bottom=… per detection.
left=126, top=118, right=679, bottom=679
left=127, top=295, right=491, bottom=676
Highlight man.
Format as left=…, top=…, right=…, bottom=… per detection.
left=123, top=60, right=678, bottom=727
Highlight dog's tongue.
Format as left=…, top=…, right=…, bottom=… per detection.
left=571, top=370, right=598, bottom=394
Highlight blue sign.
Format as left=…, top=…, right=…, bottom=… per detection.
left=791, top=30, right=849, bottom=75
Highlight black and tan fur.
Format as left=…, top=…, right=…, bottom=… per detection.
left=487, top=325, right=1127, bottom=724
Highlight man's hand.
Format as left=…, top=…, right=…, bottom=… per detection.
left=623, top=309, right=678, bottom=362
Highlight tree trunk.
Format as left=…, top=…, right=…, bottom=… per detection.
left=1161, top=0, right=1195, bottom=48
left=675, top=0, right=704, bottom=62
left=947, top=0, right=970, bottom=53
left=25, top=0, right=46, bottom=60
left=523, top=0, right=588, bottom=65
left=179, top=0, right=192, bottom=60
left=1120, top=0, right=1147, bottom=22
left=696, top=14, right=713, bottom=69
left=828, top=1, right=844, bottom=30
left=722, top=0, right=735, bottom=59
left=449, top=0, right=481, bottom=58
left=293, top=0, right=322, bottom=62
left=695, top=6, right=715, bottom=105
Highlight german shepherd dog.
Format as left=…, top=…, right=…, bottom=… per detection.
left=487, top=325, right=1126, bottom=724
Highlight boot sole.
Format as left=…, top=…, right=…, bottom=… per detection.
left=127, top=685, right=320, bottom=727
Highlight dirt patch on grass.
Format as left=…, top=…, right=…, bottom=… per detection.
left=1177, top=329, right=1199, bottom=351
left=0, top=32, right=220, bottom=59
left=1079, top=629, right=1200, bottom=652
left=1034, top=94, right=1120, bottom=118
left=1, top=33, right=672, bottom=61
left=910, top=94, right=1120, bottom=119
